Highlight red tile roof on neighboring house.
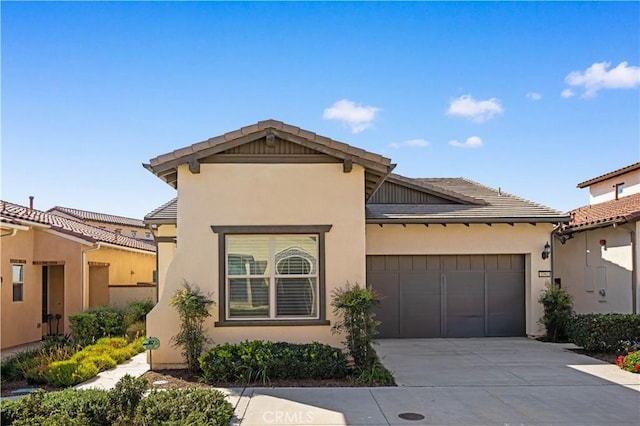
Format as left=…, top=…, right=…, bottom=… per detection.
left=577, top=162, right=640, bottom=189
left=559, top=193, right=640, bottom=233
left=1, top=201, right=155, bottom=252
left=47, top=206, right=145, bottom=228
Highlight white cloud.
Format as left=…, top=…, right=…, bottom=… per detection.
left=389, top=138, right=430, bottom=149
left=526, top=92, right=542, bottom=101
left=449, top=136, right=483, bottom=148
left=564, top=61, right=640, bottom=97
left=560, top=89, right=575, bottom=98
left=322, top=99, right=380, bottom=133
left=446, top=95, right=503, bottom=123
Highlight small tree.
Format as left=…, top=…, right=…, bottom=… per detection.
left=331, top=282, right=380, bottom=369
left=538, top=281, right=573, bottom=342
left=170, top=282, right=214, bottom=371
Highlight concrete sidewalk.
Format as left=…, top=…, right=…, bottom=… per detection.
left=74, top=352, right=150, bottom=391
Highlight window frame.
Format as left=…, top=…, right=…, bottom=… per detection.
left=212, top=225, right=331, bottom=327
left=12, top=264, right=24, bottom=302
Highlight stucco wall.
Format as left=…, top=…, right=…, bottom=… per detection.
left=589, top=170, right=640, bottom=204
left=366, top=223, right=554, bottom=336
left=554, top=225, right=635, bottom=314
left=1, top=229, right=42, bottom=348
left=109, top=285, right=157, bottom=307
left=86, top=246, right=156, bottom=286
left=147, top=163, right=367, bottom=367
left=156, top=224, right=177, bottom=300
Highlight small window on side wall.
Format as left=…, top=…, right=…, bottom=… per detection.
left=12, top=264, right=24, bottom=302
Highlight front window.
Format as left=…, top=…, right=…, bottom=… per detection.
left=212, top=225, right=331, bottom=325
left=12, top=264, right=24, bottom=302
left=226, top=235, right=318, bottom=319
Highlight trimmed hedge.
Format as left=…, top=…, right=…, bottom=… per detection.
left=69, top=301, right=155, bottom=346
left=566, top=313, right=640, bottom=353
left=199, top=340, right=348, bottom=383
left=0, top=375, right=234, bottom=426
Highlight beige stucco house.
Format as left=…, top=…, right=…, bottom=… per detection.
left=143, top=119, right=568, bottom=368
left=1, top=201, right=156, bottom=349
left=554, top=162, right=640, bottom=314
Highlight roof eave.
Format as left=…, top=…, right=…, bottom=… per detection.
left=366, top=216, right=570, bottom=225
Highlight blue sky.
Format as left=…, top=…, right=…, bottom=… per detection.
left=2, top=1, right=639, bottom=219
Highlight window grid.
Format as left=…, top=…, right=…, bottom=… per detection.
left=225, top=235, right=319, bottom=321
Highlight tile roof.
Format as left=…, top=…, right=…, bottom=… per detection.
left=366, top=177, right=568, bottom=224
left=1, top=201, right=156, bottom=252
left=48, top=206, right=145, bottom=228
left=147, top=119, right=392, bottom=170
left=577, top=162, right=640, bottom=188
left=144, top=198, right=177, bottom=224
left=143, top=119, right=395, bottom=200
left=559, top=192, right=640, bottom=233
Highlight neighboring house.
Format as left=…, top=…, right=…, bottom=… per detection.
left=555, top=162, right=640, bottom=314
left=47, top=206, right=154, bottom=241
left=143, top=119, right=568, bottom=368
left=1, top=201, right=156, bottom=349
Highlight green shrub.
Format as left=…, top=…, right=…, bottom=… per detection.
left=7, top=345, right=78, bottom=384
left=616, top=351, right=640, bottom=373
left=134, top=388, right=234, bottom=426
left=1, top=348, right=40, bottom=382
left=123, top=300, right=155, bottom=329
left=331, top=282, right=381, bottom=369
left=200, top=340, right=348, bottom=383
left=45, top=359, right=99, bottom=387
left=125, top=321, right=146, bottom=341
left=69, top=306, right=126, bottom=346
left=107, top=375, right=148, bottom=424
left=1, top=388, right=111, bottom=426
left=95, top=336, right=129, bottom=349
left=170, top=282, right=214, bottom=372
left=538, top=282, right=573, bottom=342
left=350, top=359, right=396, bottom=385
left=567, top=313, right=640, bottom=353
left=83, top=354, right=117, bottom=372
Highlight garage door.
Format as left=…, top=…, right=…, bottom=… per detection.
left=367, top=255, right=525, bottom=338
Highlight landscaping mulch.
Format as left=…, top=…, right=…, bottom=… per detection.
left=1, top=380, right=62, bottom=397
left=568, top=349, right=619, bottom=364
left=142, top=369, right=385, bottom=389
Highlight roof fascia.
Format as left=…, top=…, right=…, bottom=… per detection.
left=577, top=162, right=640, bottom=188
left=99, top=242, right=156, bottom=255
left=43, top=228, right=95, bottom=246
left=366, top=216, right=570, bottom=225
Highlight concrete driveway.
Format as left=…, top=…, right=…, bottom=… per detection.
left=233, top=338, right=640, bottom=425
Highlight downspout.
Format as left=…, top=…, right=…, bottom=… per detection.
left=550, top=222, right=563, bottom=286
left=81, top=243, right=102, bottom=311
left=0, top=229, right=18, bottom=238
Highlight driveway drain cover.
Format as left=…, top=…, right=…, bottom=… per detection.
left=398, top=412, right=425, bottom=421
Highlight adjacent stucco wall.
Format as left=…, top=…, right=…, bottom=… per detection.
left=366, top=223, right=554, bottom=336
left=147, top=163, right=367, bottom=367
left=1, top=229, right=42, bottom=348
left=33, top=230, right=85, bottom=338
left=156, top=224, right=177, bottom=300
left=109, top=285, right=157, bottom=307
left=86, top=247, right=156, bottom=286
left=554, top=225, right=635, bottom=314
left=589, top=170, right=640, bottom=204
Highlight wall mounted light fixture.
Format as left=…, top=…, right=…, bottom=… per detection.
left=541, top=242, right=551, bottom=260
